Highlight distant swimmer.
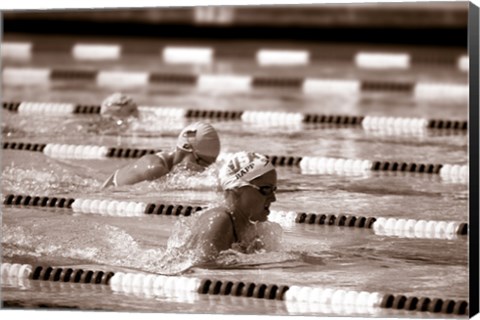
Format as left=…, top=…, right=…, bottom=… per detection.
left=171, top=152, right=278, bottom=261
left=2, top=92, right=139, bottom=138
left=100, top=92, right=139, bottom=119
left=95, top=92, right=139, bottom=133
left=101, top=121, right=221, bottom=188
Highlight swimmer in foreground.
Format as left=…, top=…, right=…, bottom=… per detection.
left=101, top=121, right=221, bottom=188
left=180, top=151, right=277, bottom=260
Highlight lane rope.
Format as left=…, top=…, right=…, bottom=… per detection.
left=297, top=156, right=467, bottom=182
left=2, top=41, right=468, bottom=72
left=2, top=143, right=468, bottom=183
left=2, top=141, right=161, bottom=159
left=2, top=194, right=468, bottom=239
left=2, top=68, right=468, bottom=101
left=3, top=102, right=468, bottom=131
left=1, top=262, right=468, bottom=315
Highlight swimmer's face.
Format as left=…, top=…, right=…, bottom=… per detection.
left=239, top=170, right=277, bottom=223
left=176, top=149, right=216, bottom=172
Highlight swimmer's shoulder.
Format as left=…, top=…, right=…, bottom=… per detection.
left=154, top=151, right=175, bottom=170
left=195, top=207, right=237, bottom=249
left=197, top=207, right=229, bottom=222
left=122, top=151, right=174, bottom=181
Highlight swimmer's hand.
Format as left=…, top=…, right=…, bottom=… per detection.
left=101, top=172, right=115, bottom=189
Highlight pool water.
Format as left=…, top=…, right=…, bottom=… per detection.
left=1, top=34, right=469, bottom=318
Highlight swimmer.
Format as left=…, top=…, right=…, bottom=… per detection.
left=100, top=92, right=139, bottom=120
left=181, top=151, right=277, bottom=259
left=101, top=121, right=221, bottom=188
left=95, top=92, right=139, bottom=133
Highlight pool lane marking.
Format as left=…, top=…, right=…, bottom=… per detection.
left=96, top=71, right=150, bottom=87
left=1, top=41, right=468, bottom=72
left=72, top=44, right=122, bottom=60
left=197, top=74, right=252, bottom=93
left=354, top=52, right=410, bottom=70
left=17, top=102, right=77, bottom=115
left=457, top=55, right=469, bottom=72
left=0, top=262, right=469, bottom=315
left=2, top=101, right=468, bottom=131
left=2, top=67, right=51, bottom=85
left=1, top=67, right=469, bottom=101
left=1, top=142, right=468, bottom=182
left=295, top=156, right=468, bottom=182
left=163, top=46, right=214, bottom=64
left=269, top=211, right=468, bottom=239
left=1, top=42, right=33, bottom=61
left=2, top=141, right=162, bottom=159
left=257, top=49, right=310, bottom=66
left=2, top=194, right=468, bottom=239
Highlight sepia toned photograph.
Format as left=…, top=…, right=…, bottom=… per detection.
left=1, top=1, right=478, bottom=319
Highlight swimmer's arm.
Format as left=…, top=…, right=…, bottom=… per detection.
left=101, top=154, right=169, bottom=188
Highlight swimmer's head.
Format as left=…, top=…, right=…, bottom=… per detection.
left=176, top=122, right=221, bottom=166
left=219, top=152, right=275, bottom=190
left=100, top=92, right=139, bottom=118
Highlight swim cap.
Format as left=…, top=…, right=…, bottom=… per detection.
left=176, top=122, right=221, bottom=160
left=219, top=152, right=275, bottom=190
left=100, top=92, right=138, bottom=118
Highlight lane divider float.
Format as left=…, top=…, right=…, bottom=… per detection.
left=1, top=263, right=113, bottom=285
left=257, top=49, right=310, bottom=66
left=297, top=156, right=468, bottom=182
left=3, top=101, right=468, bottom=131
left=2, top=41, right=468, bottom=72
left=2, top=194, right=468, bottom=238
left=72, top=44, right=121, bottom=60
left=2, top=194, right=203, bottom=217
left=2, top=141, right=161, bottom=159
left=1, top=262, right=468, bottom=315
left=371, top=217, right=468, bottom=239
left=2, top=67, right=468, bottom=101
left=354, top=52, right=410, bottom=70
left=284, top=285, right=468, bottom=315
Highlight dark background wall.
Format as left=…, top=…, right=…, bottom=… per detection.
left=1, top=2, right=469, bottom=46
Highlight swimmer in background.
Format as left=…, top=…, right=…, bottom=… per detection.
left=100, top=92, right=139, bottom=119
left=2, top=92, right=139, bottom=138
left=101, top=121, right=221, bottom=188
left=95, top=92, right=139, bottom=133
left=169, top=152, right=278, bottom=263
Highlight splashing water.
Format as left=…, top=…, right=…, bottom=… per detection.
left=2, top=163, right=101, bottom=195
left=131, top=114, right=187, bottom=135
left=164, top=164, right=221, bottom=190
left=2, top=216, right=166, bottom=271
left=2, top=209, right=321, bottom=275
left=143, top=212, right=305, bottom=274
left=117, top=163, right=223, bottom=195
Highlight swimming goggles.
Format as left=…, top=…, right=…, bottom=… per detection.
left=246, top=183, right=277, bottom=197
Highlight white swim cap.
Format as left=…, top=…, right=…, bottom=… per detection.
left=100, top=92, right=138, bottom=118
left=219, top=152, right=275, bottom=190
left=176, top=122, right=221, bottom=160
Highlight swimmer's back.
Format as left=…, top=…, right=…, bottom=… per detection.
left=191, top=207, right=238, bottom=256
